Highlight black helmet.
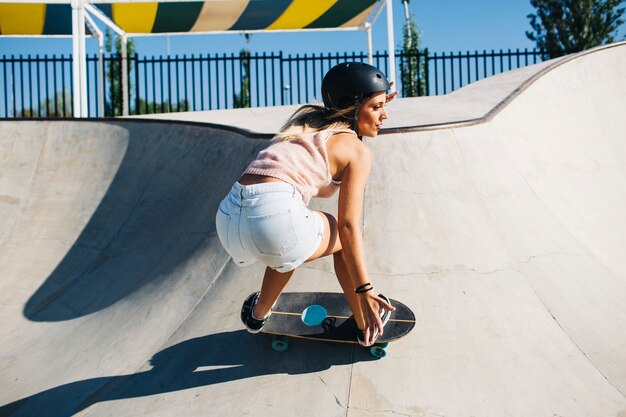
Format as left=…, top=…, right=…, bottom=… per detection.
left=321, top=62, right=390, bottom=110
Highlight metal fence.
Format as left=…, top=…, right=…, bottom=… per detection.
left=1, top=48, right=547, bottom=118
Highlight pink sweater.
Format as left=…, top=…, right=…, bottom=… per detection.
left=244, top=129, right=356, bottom=205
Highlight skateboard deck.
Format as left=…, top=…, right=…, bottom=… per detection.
left=260, top=292, right=416, bottom=358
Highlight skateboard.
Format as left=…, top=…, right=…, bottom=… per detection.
left=259, top=292, right=416, bottom=358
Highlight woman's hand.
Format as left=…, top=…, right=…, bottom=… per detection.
left=358, top=291, right=396, bottom=347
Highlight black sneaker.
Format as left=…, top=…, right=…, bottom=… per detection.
left=357, top=294, right=392, bottom=346
left=241, top=292, right=269, bottom=334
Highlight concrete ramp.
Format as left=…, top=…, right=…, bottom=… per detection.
left=1, top=42, right=625, bottom=417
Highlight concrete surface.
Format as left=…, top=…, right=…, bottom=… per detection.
left=1, top=42, right=625, bottom=417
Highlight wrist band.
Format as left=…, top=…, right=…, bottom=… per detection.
left=355, top=283, right=373, bottom=293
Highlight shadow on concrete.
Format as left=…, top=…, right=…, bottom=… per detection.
left=0, top=330, right=375, bottom=416
left=22, top=120, right=267, bottom=322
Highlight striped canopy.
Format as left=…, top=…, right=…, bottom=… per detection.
left=0, top=0, right=378, bottom=35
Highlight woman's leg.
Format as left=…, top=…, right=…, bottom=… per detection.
left=252, top=210, right=366, bottom=329
left=306, top=211, right=367, bottom=331
left=253, top=267, right=294, bottom=319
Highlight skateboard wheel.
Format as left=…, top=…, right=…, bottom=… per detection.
left=301, top=304, right=327, bottom=326
left=369, top=345, right=387, bottom=359
left=376, top=342, right=389, bottom=349
left=272, top=337, right=289, bottom=352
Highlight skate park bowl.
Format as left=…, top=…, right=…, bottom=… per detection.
left=1, top=42, right=625, bottom=416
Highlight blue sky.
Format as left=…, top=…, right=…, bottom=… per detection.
left=5, top=0, right=621, bottom=58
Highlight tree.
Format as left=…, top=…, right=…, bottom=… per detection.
left=19, top=90, right=72, bottom=118
left=135, top=98, right=189, bottom=114
left=527, top=0, right=626, bottom=58
left=398, top=0, right=426, bottom=97
left=104, top=29, right=136, bottom=116
left=234, top=34, right=252, bottom=108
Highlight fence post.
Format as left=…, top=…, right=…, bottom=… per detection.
left=279, top=50, right=284, bottom=106
left=121, top=35, right=129, bottom=116
left=2, top=56, right=7, bottom=117
left=134, top=53, right=140, bottom=115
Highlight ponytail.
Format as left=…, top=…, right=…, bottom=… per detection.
left=274, top=103, right=360, bottom=141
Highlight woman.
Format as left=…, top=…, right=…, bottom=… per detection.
left=216, top=62, right=396, bottom=347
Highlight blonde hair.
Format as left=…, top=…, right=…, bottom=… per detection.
left=274, top=103, right=361, bottom=141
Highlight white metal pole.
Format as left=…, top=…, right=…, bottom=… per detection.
left=78, top=4, right=87, bottom=117
left=121, top=34, right=129, bottom=116
left=385, top=0, right=396, bottom=87
left=71, top=0, right=87, bottom=117
left=85, top=12, right=105, bottom=117
left=85, top=3, right=126, bottom=117
left=365, top=23, right=373, bottom=65
left=84, top=3, right=125, bottom=37
left=71, top=0, right=81, bottom=117
left=403, top=0, right=411, bottom=48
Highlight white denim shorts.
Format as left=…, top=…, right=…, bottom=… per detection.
left=215, top=182, right=324, bottom=272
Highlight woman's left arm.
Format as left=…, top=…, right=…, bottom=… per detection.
left=335, top=138, right=395, bottom=345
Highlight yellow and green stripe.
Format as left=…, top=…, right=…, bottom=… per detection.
left=266, top=0, right=337, bottom=30
left=229, top=0, right=291, bottom=31
left=152, top=1, right=204, bottom=33
left=110, top=3, right=159, bottom=34
left=307, top=0, right=377, bottom=29
left=0, top=0, right=378, bottom=35
left=0, top=3, right=74, bottom=35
